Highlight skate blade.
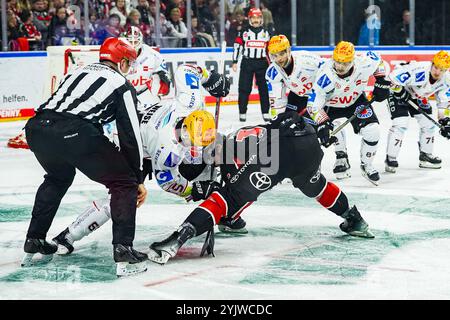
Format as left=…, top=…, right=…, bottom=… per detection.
left=361, top=171, right=379, bottom=186
left=347, top=229, right=375, bottom=239
left=335, top=171, right=351, bottom=180
left=116, top=261, right=148, bottom=277
left=55, top=244, right=72, bottom=255
left=217, top=225, right=248, bottom=234
left=419, top=161, right=441, bottom=169
left=21, top=253, right=54, bottom=267
left=148, top=249, right=172, bottom=265
left=385, top=165, right=396, bottom=173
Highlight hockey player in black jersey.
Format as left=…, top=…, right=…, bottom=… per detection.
left=148, top=111, right=375, bottom=265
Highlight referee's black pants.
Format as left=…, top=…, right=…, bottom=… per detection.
left=238, top=57, right=270, bottom=115
left=25, top=111, right=139, bottom=246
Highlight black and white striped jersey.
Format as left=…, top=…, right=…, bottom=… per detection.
left=232, top=26, right=271, bottom=62
left=37, top=62, right=143, bottom=182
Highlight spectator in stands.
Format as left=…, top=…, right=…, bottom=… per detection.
left=125, top=9, right=151, bottom=43
left=96, top=13, right=124, bottom=44
left=136, top=0, right=151, bottom=25
left=47, top=6, right=68, bottom=45
left=91, top=0, right=111, bottom=21
left=358, top=7, right=381, bottom=45
left=261, top=0, right=275, bottom=34
left=7, top=12, right=25, bottom=46
left=385, top=9, right=411, bottom=45
left=165, top=7, right=187, bottom=47
left=110, top=0, right=129, bottom=27
left=48, top=0, right=65, bottom=16
left=31, top=0, right=51, bottom=45
left=226, top=8, right=245, bottom=46
left=19, top=9, right=43, bottom=50
left=88, top=11, right=103, bottom=45
left=148, top=0, right=170, bottom=44
left=191, top=15, right=215, bottom=47
left=165, top=0, right=186, bottom=21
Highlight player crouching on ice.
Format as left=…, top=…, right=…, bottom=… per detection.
left=307, top=41, right=390, bottom=185
left=384, top=50, right=450, bottom=173
left=148, top=110, right=375, bottom=266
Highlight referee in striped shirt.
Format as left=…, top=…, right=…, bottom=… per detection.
left=232, top=8, right=272, bottom=122
left=22, top=37, right=149, bottom=274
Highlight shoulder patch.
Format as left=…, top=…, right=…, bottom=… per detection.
left=415, top=71, right=425, bottom=82
left=164, top=152, right=182, bottom=168
left=317, top=74, right=331, bottom=89
left=396, top=71, right=411, bottom=84
left=366, top=51, right=380, bottom=61
left=267, top=66, right=278, bottom=80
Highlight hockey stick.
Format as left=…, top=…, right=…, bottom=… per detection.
left=330, top=99, right=376, bottom=136
left=407, top=99, right=444, bottom=129
left=209, top=41, right=227, bottom=180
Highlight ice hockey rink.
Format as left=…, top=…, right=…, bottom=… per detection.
left=1, top=101, right=450, bottom=300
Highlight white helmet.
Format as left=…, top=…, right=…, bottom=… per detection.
left=126, top=26, right=143, bottom=52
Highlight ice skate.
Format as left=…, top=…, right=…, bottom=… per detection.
left=333, top=151, right=351, bottom=179
left=52, top=228, right=74, bottom=255
left=360, top=163, right=380, bottom=186
left=339, top=206, right=374, bottom=238
left=239, top=113, right=247, bottom=122
left=7, top=132, right=29, bottom=149
left=148, top=223, right=196, bottom=265
left=385, top=156, right=398, bottom=173
left=114, top=244, right=148, bottom=277
left=217, top=216, right=248, bottom=234
left=21, top=238, right=57, bottom=267
left=419, top=152, right=441, bottom=169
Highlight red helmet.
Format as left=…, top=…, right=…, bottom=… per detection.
left=99, top=37, right=137, bottom=64
left=248, top=8, right=262, bottom=18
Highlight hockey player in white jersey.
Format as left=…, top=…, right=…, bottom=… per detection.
left=51, top=64, right=237, bottom=257
left=125, top=26, right=171, bottom=108
left=307, top=41, right=390, bottom=185
left=265, top=34, right=324, bottom=116
left=384, top=50, right=450, bottom=173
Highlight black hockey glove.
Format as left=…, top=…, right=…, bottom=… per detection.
left=372, top=76, right=391, bottom=102
left=191, top=180, right=221, bottom=202
left=439, top=118, right=450, bottom=139
left=203, top=70, right=230, bottom=98
left=270, top=111, right=306, bottom=137
left=393, top=87, right=410, bottom=105
left=317, top=120, right=337, bottom=148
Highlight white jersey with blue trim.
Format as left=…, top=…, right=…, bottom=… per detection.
left=307, top=51, right=386, bottom=123
left=389, top=61, right=450, bottom=109
left=265, top=51, right=324, bottom=111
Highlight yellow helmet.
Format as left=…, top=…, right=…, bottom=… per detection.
left=333, top=41, right=355, bottom=63
left=268, top=35, right=290, bottom=54
left=183, top=110, right=216, bottom=147
left=432, top=50, right=450, bottom=70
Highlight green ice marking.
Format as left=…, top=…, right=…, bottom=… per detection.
left=240, top=227, right=450, bottom=286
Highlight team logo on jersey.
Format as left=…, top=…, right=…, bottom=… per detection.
left=317, top=74, right=331, bottom=89
left=356, top=106, right=373, bottom=119
left=267, top=66, right=278, bottom=80
left=155, top=170, right=174, bottom=185
left=249, top=172, right=272, bottom=191
left=396, top=71, right=411, bottom=84
left=309, top=167, right=321, bottom=183
left=415, top=71, right=425, bottom=82
left=164, top=152, right=182, bottom=168
left=185, top=73, right=200, bottom=89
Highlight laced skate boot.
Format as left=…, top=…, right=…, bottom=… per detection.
left=385, top=156, right=399, bottom=173
left=419, top=152, right=442, bottom=169
left=333, top=151, right=351, bottom=179
left=339, top=206, right=374, bottom=238
left=52, top=228, right=74, bottom=255
left=239, top=113, right=247, bottom=122
left=218, top=216, right=248, bottom=234
left=360, top=163, right=380, bottom=186
left=21, top=238, right=57, bottom=267
left=148, top=222, right=196, bottom=265
left=114, top=244, right=148, bottom=277
left=262, top=113, right=271, bottom=122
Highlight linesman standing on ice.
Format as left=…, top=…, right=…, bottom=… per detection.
left=232, top=7, right=272, bottom=122
left=22, top=37, right=149, bottom=277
